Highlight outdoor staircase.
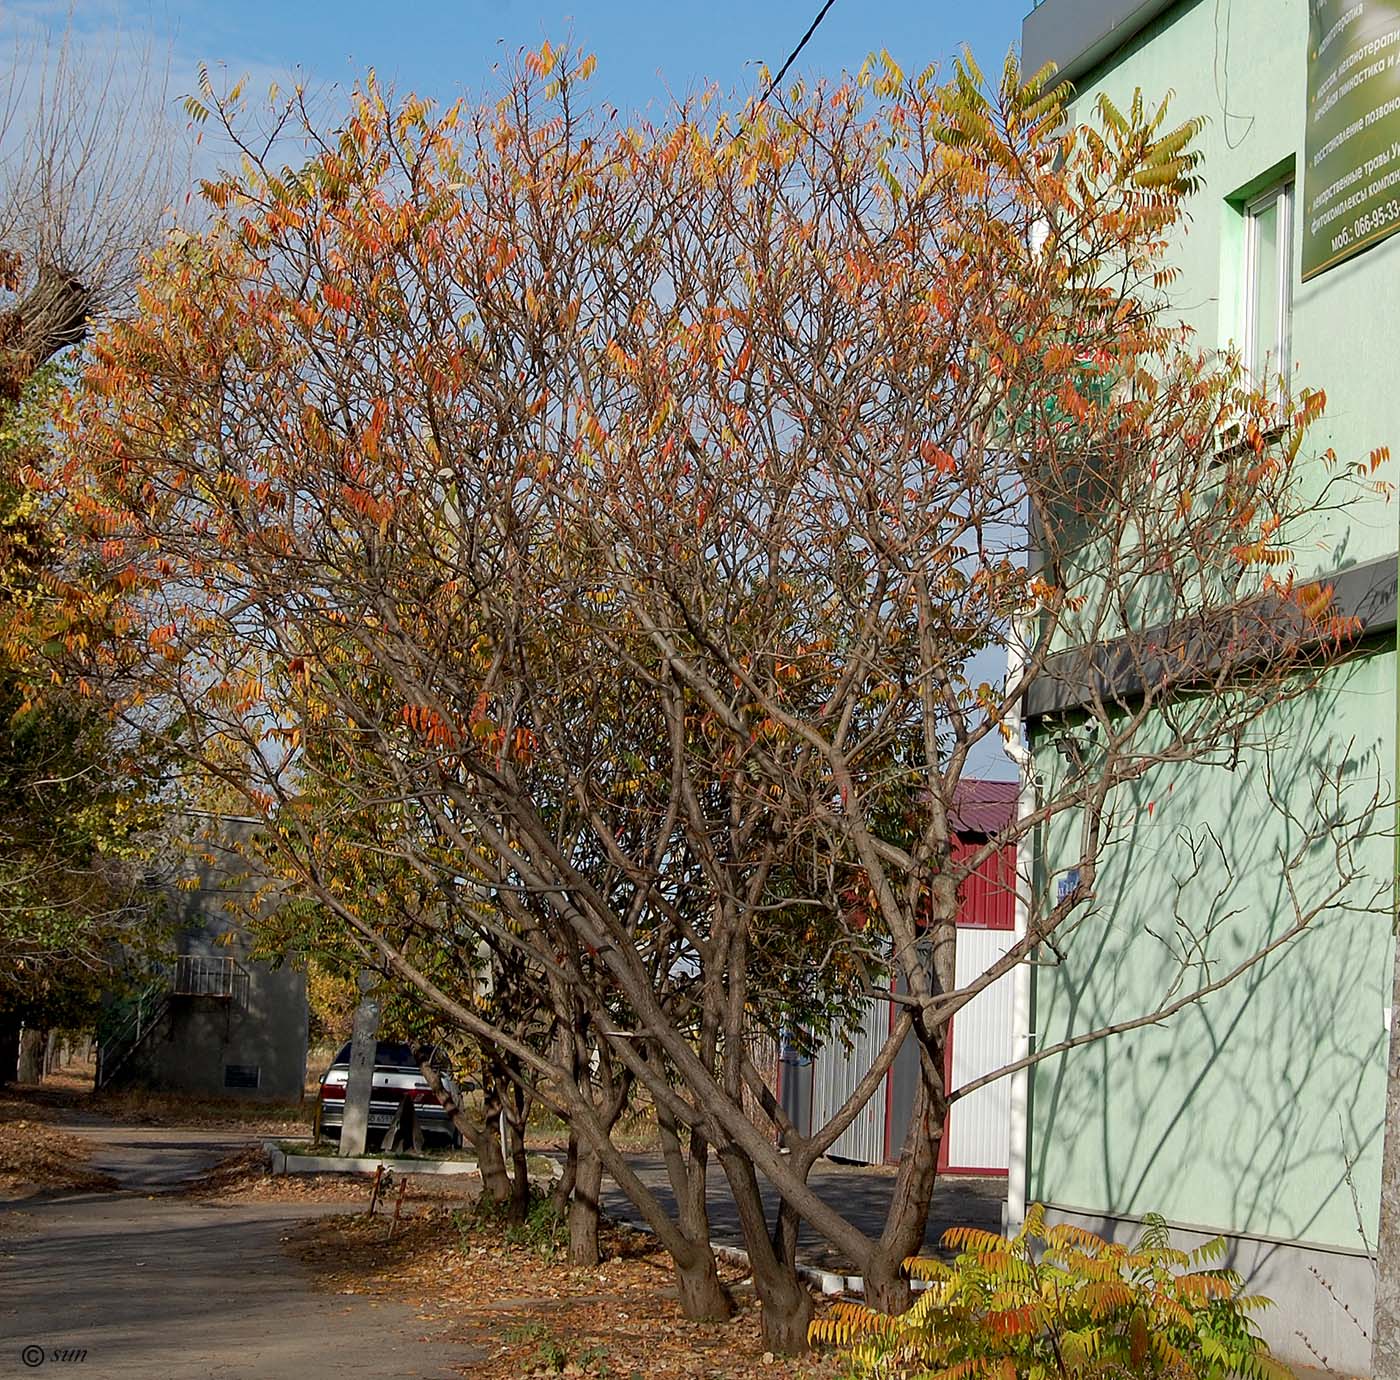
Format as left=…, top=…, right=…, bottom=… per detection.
left=95, top=956, right=251, bottom=1089
left=95, top=978, right=171, bottom=1089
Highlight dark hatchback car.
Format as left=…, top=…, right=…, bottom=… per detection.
left=316, top=1041, right=464, bottom=1147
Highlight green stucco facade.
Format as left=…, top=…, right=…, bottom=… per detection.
left=1030, top=652, right=1393, bottom=1246
left=1023, top=0, right=1398, bottom=1300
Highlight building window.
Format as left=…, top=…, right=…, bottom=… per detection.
left=1242, top=179, right=1294, bottom=402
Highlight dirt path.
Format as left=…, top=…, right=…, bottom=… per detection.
left=0, top=1122, right=481, bottom=1379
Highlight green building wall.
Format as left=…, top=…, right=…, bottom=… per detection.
left=1030, top=651, right=1393, bottom=1245
left=1023, top=0, right=1398, bottom=1366
left=1035, top=0, right=1399, bottom=570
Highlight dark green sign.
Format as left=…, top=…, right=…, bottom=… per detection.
left=1304, top=0, right=1400, bottom=280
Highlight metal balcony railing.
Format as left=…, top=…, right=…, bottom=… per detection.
left=96, top=955, right=252, bottom=1088
left=169, top=954, right=251, bottom=1005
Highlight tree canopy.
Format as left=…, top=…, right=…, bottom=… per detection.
left=45, top=46, right=1389, bottom=1348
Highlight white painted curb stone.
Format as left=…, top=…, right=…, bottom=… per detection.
left=262, top=1140, right=480, bottom=1177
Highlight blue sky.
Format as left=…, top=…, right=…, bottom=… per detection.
left=37, top=1, right=1033, bottom=122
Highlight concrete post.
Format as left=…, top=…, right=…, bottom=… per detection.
left=339, top=972, right=381, bottom=1158
left=1374, top=950, right=1400, bottom=1377
left=1373, top=553, right=1400, bottom=1379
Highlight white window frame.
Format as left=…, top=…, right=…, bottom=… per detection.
left=1241, top=178, right=1294, bottom=404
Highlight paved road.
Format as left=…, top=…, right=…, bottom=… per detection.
left=601, top=1153, right=1007, bottom=1276
left=1, top=1117, right=1006, bottom=1378
left=0, top=1123, right=479, bottom=1380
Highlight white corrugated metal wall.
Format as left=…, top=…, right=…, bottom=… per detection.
left=945, top=927, right=1016, bottom=1172
left=808, top=996, right=890, bottom=1163
left=798, top=929, right=1017, bottom=1171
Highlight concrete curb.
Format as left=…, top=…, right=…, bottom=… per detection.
left=262, top=1141, right=481, bottom=1177
left=262, top=1142, right=565, bottom=1186
left=601, top=1211, right=861, bottom=1297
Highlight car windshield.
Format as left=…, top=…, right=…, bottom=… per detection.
left=330, top=1041, right=444, bottom=1070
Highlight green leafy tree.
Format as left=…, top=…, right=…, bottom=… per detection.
left=0, top=367, right=167, bottom=1063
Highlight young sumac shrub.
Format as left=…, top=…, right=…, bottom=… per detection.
left=810, top=1205, right=1290, bottom=1379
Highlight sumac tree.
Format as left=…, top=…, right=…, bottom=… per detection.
left=51, top=48, right=1388, bottom=1350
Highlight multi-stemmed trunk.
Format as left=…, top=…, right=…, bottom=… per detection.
left=551, top=1028, right=634, bottom=1268
left=719, top=1146, right=813, bottom=1354
left=657, top=1108, right=734, bottom=1321
left=719, top=1012, right=951, bottom=1347
left=673, top=1162, right=734, bottom=1319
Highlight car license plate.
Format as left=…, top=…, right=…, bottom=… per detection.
left=368, top=1111, right=393, bottom=1126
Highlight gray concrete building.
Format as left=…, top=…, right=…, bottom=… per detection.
left=98, top=822, right=308, bottom=1102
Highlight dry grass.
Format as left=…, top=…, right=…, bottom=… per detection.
left=7, top=1075, right=310, bottom=1135
left=288, top=1206, right=842, bottom=1380
left=0, top=1092, right=117, bottom=1195
left=88, top=1086, right=310, bottom=1133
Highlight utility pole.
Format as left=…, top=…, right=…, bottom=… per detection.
left=339, top=971, right=381, bottom=1157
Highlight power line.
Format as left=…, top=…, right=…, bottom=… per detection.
left=754, top=0, right=841, bottom=111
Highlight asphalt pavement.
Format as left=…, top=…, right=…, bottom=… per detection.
left=0, top=1123, right=479, bottom=1380
left=597, top=1152, right=1007, bottom=1275
left=1, top=1118, right=1008, bottom=1379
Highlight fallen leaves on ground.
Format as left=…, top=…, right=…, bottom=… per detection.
left=289, top=1207, right=842, bottom=1380
left=0, top=1096, right=117, bottom=1195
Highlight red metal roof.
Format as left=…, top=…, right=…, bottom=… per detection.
left=950, top=778, right=1018, bottom=838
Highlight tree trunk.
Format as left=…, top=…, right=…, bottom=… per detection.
left=719, top=1145, right=812, bottom=1354
left=864, top=1248, right=912, bottom=1316
left=16, top=1027, right=44, bottom=1084
left=767, top=1196, right=814, bottom=1352
left=475, top=1122, right=514, bottom=1205
left=551, top=1133, right=579, bottom=1220
left=416, top=1053, right=514, bottom=1205
left=0, top=264, right=94, bottom=404
left=385, top=1096, right=422, bottom=1152
left=753, top=1264, right=813, bottom=1356
left=673, top=1244, right=734, bottom=1322
left=773, top=1198, right=802, bottom=1279
left=656, top=1113, right=733, bottom=1322
left=555, top=1086, right=735, bottom=1322
left=1371, top=923, right=1400, bottom=1377
left=865, top=1050, right=947, bottom=1315
left=506, top=1087, right=531, bottom=1221
left=568, top=1141, right=604, bottom=1266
